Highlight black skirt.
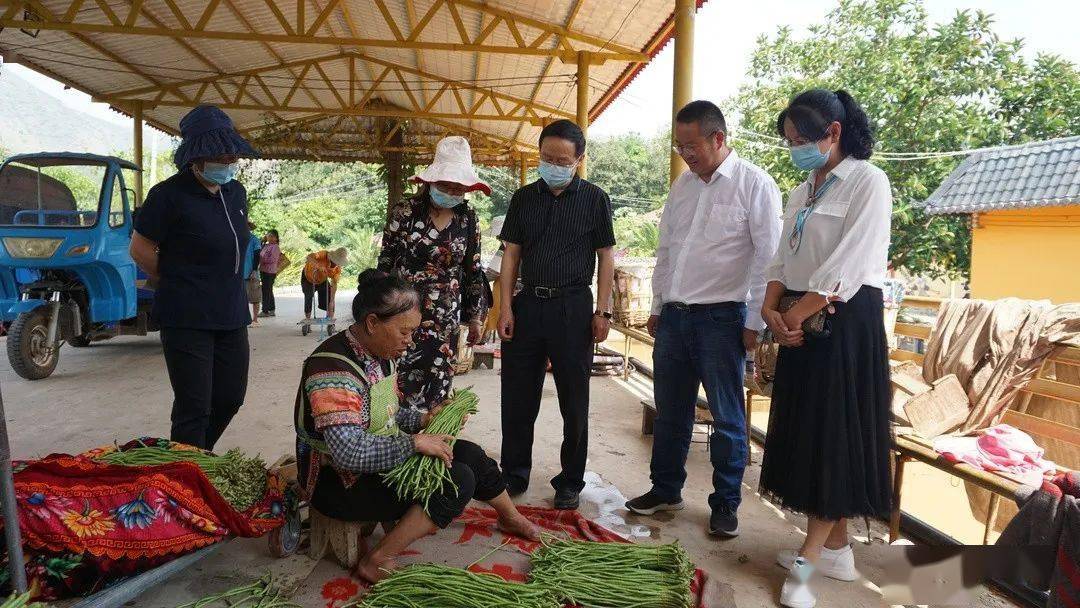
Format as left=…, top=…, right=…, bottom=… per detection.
left=759, top=286, right=893, bottom=520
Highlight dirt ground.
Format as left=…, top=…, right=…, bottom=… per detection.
left=0, top=291, right=1017, bottom=607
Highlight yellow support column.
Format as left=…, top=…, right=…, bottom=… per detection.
left=519, top=153, right=529, bottom=186
left=670, top=0, right=695, bottom=184
left=132, top=102, right=144, bottom=206
left=576, top=50, right=590, bottom=179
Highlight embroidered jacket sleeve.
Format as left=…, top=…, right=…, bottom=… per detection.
left=305, top=367, right=415, bottom=474
left=461, top=207, right=488, bottom=324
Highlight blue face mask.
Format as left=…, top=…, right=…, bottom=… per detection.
left=430, top=186, right=465, bottom=209
left=198, top=161, right=238, bottom=185
left=789, top=142, right=830, bottom=171
left=538, top=160, right=576, bottom=189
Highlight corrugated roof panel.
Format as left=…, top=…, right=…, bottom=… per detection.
left=923, top=136, right=1080, bottom=214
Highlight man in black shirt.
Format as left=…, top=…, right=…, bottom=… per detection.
left=497, top=120, right=616, bottom=509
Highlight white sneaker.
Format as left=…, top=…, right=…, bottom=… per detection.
left=780, top=557, right=817, bottom=608
left=777, top=545, right=859, bottom=581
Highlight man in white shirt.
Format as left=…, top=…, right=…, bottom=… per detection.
left=626, top=101, right=782, bottom=538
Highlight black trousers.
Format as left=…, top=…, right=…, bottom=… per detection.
left=500, top=288, right=594, bottom=494
left=160, top=326, right=250, bottom=451
left=260, top=271, right=277, bottom=313
left=311, top=440, right=505, bottom=528
left=301, top=275, right=328, bottom=316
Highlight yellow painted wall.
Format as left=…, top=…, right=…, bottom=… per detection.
left=970, top=205, right=1080, bottom=303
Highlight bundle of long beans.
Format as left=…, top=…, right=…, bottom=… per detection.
left=382, top=389, right=479, bottom=512
left=175, top=574, right=301, bottom=608
left=352, top=563, right=559, bottom=608
left=0, top=592, right=48, bottom=608
left=529, top=536, right=695, bottom=608
left=96, top=444, right=269, bottom=511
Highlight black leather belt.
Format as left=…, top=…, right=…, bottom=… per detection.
left=523, top=285, right=589, bottom=299
left=666, top=301, right=742, bottom=311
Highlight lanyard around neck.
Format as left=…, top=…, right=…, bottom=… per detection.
left=788, top=173, right=839, bottom=254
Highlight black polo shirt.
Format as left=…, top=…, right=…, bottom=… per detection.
left=499, top=176, right=616, bottom=288
left=134, top=168, right=251, bottom=330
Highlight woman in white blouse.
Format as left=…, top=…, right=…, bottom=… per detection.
left=757, top=89, right=893, bottom=608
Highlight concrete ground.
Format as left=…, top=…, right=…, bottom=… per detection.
left=1, top=290, right=1017, bottom=607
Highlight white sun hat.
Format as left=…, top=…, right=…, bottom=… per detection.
left=411, top=136, right=491, bottom=195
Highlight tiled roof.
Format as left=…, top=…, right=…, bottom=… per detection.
left=922, top=135, right=1080, bottom=215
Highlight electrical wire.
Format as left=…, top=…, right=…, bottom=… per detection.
left=733, top=127, right=1006, bottom=160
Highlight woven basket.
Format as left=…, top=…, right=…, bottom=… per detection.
left=454, top=326, right=473, bottom=375
left=613, top=258, right=655, bottom=328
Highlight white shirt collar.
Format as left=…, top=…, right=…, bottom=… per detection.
left=698, top=148, right=740, bottom=184
left=826, top=155, right=859, bottom=181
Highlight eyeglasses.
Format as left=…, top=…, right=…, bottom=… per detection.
left=671, top=131, right=719, bottom=156
left=540, top=157, right=577, bottom=168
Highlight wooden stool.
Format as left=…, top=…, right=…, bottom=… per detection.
left=472, top=343, right=496, bottom=370
left=308, top=509, right=394, bottom=569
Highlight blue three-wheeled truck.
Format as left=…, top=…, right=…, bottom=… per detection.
left=0, top=152, right=156, bottom=380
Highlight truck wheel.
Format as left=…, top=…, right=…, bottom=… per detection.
left=7, top=310, right=59, bottom=380
left=69, top=335, right=92, bottom=348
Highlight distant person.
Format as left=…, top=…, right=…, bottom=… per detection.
left=258, top=229, right=288, bottom=318
left=303, top=247, right=348, bottom=321
left=758, top=89, right=893, bottom=608
left=378, top=136, right=489, bottom=410
left=625, top=101, right=782, bottom=540
left=129, top=104, right=257, bottom=451
left=243, top=222, right=262, bottom=327
left=496, top=119, right=616, bottom=510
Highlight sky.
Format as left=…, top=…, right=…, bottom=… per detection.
left=3, top=0, right=1078, bottom=142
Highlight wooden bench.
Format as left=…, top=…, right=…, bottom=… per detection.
left=889, top=320, right=1080, bottom=545
left=614, top=323, right=753, bottom=462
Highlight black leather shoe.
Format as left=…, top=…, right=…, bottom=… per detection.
left=553, top=488, right=580, bottom=510
left=709, top=507, right=739, bottom=538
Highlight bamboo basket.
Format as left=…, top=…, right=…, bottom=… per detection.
left=613, top=258, right=655, bottom=328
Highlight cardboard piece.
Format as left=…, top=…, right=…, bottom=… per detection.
left=903, top=374, right=970, bottom=438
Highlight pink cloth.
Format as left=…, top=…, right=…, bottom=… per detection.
left=933, top=424, right=1057, bottom=487
left=259, top=243, right=282, bottom=273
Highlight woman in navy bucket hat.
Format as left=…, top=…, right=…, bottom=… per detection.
left=130, top=105, right=259, bottom=450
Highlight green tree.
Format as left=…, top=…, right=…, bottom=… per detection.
left=730, top=0, right=1080, bottom=278
left=588, top=132, right=670, bottom=212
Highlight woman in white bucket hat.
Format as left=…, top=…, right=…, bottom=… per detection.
left=377, top=136, right=491, bottom=410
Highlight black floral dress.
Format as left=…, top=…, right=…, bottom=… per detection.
left=378, top=194, right=487, bottom=409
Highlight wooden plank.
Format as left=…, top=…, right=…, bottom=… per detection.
left=903, top=296, right=944, bottom=310
left=890, top=349, right=925, bottom=364
left=1001, top=410, right=1080, bottom=447
left=613, top=324, right=653, bottom=346
left=1050, top=346, right=1080, bottom=366
left=895, top=322, right=932, bottom=339
left=893, top=435, right=1020, bottom=496
left=1022, top=377, right=1080, bottom=405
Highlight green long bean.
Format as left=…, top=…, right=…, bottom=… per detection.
left=96, top=444, right=269, bottom=511
left=352, top=563, right=559, bottom=608
left=382, top=389, right=479, bottom=513
left=174, top=574, right=301, bottom=608
left=529, top=536, right=695, bottom=608
left=0, top=592, right=48, bottom=608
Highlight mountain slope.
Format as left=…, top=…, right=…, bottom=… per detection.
left=0, top=69, right=131, bottom=157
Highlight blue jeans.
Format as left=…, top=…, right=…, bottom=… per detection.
left=650, top=302, right=747, bottom=512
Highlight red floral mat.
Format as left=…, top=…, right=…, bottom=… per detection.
left=307, top=505, right=724, bottom=608
left=1, top=438, right=285, bottom=600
